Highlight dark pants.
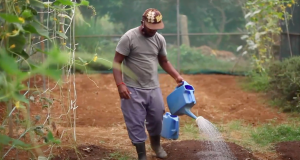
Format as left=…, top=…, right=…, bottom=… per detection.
left=121, top=86, right=165, bottom=144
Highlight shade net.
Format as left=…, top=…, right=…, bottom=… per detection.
left=74, top=0, right=254, bottom=75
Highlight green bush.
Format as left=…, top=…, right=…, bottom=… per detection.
left=268, top=56, right=300, bottom=112
left=242, top=70, right=270, bottom=92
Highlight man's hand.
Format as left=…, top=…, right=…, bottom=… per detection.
left=175, top=76, right=184, bottom=87
left=118, top=84, right=131, bottom=99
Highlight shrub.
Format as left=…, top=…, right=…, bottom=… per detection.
left=268, top=56, right=300, bottom=112
left=242, top=71, right=270, bottom=92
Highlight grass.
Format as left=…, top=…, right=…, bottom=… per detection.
left=251, top=123, right=300, bottom=147
left=108, top=152, right=133, bottom=160
left=217, top=118, right=300, bottom=152
left=238, top=71, right=270, bottom=92
left=181, top=123, right=199, bottom=140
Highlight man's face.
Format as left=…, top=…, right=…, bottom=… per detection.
left=144, top=24, right=157, bottom=37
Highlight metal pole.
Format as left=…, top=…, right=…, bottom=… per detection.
left=176, top=0, right=180, bottom=72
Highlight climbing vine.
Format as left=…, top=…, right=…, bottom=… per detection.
left=0, top=0, right=92, bottom=159
left=237, top=0, right=297, bottom=73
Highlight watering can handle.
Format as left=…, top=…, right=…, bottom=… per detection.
left=189, top=90, right=196, bottom=102
left=174, top=119, right=179, bottom=134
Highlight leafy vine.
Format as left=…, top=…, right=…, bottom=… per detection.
left=0, top=0, right=92, bottom=159
left=237, top=0, right=297, bottom=73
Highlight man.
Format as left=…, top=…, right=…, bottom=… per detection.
left=113, top=8, right=184, bottom=160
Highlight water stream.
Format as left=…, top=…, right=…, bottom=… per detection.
left=195, top=116, right=237, bottom=160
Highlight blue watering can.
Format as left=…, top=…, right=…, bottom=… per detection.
left=160, top=112, right=179, bottom=140
left=166, top=81, right=197, bottom=119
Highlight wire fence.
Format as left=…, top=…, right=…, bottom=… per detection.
left=73, top=0, right=300, bottom=75
left=73, top=0, right=255, bottom=75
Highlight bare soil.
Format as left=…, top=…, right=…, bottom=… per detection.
left=275, top=141, right=300, bottom=160
left=1, top=73, right=300, bottom=160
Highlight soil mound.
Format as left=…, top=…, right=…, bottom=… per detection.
left=275, top=141, right=300, bottom=160
left=161, top=140, right=258, bottom=160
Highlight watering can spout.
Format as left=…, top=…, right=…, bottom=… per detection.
left=184, top=108, right=197, bottom=119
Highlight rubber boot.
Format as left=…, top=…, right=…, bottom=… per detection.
left=133, top=142, right=147, bottom=160
left=149, top=135, right=167, bottom=159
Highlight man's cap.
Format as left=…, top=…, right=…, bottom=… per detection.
left=142, top=8, right=164, bottom=30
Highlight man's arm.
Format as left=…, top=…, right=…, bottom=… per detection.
left=113, top=51, right=131, bottom=99
left=113, top=51, right=125, bottom=85
left=158, top=55, right=184, bottom=85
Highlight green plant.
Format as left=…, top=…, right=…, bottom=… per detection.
left=237, top=0, right=296, bottom=73
left=0, top=0, right=90, bottom=159
left=267, top=56, right=300, bottom=112
left=241, top=71, right=270, bottom=92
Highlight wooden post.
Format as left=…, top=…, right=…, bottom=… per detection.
left=180, top=14, right=190, bottom=47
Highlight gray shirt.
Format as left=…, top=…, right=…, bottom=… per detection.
left=116, top=27, right=167, bottom=89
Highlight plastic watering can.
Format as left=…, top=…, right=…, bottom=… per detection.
left=166, top=81, right=197, bottom=119
left=160, top=112, right=179, bottom=140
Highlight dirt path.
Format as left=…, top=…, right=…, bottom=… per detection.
left=1, top=74, right=295, bottom=160
left=71, top=74, right=287, bottom=128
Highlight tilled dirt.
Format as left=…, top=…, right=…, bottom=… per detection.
left=1, top=73, right=299, bottom=160
left=50, top=140, right=258, bottom=160
left=275, top=141, right=300, bottom=160
left=161, top=140, right=258, bottom=160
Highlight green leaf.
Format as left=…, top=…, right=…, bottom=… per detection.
left=44, top=69, right=62, bottom=81
left=0, top=51, right=22, bottom=75
left=11, top=139, right=31, bottom=148
left=13, top=92, right=29, bottom=104
left=56, top=31, right=68, bottom=39
left=21, top=9, right=33, bottom=19
left=80, top=0, right=89, bottom=6
left=8, top=34, right=27, bottom=55
left=0, top=13, right=24, bottom=23
left=8, top=34, right=27, bottom=57
left=47, top=131, right=61, bottom=144
left=53, top=0, right=74, bottom=6
left=0, top=134, right=11, bottom=145
left=29, top=0, right=45, bottom=8
left=46, top=47, right=69, bottom=64
left=23, top=22, right=49, bottom=39
left=27, top=6, right=38, bottom=15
